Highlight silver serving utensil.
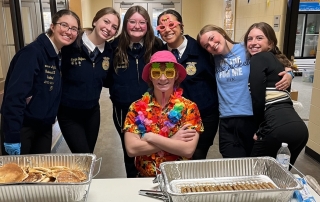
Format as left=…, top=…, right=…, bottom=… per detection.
left=139, top=190, right=168, bottom=201
left=153, top=175, right=159, bottom=183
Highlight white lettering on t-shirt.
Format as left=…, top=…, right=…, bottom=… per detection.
left=219, top=71, right=231, bottom=78
left=231, top=68, right=243, bottom=76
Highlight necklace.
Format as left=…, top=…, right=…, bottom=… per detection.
left=134, top=88, right=185, bottom=137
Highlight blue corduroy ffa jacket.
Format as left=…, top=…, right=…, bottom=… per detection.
left=165, top=35, right=219, bottom=117
left=1, top=33, right=62, bottom=143
left=60, top=37, right=113, bottom=109
left=108, top=38, right=150, bottom=108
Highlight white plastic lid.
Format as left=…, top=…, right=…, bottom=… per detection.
left=282, top=143, right=288, bottom=147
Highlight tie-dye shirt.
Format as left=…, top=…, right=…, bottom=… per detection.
left=123, top=88, right=203, bottom=177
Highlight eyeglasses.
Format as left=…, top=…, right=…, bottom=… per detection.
left=128, top=19, right=147, bottom=27
left=151, top=63, right=176, bottom=79
left=156, top=21, right=181, bottom=32
left=55, top=22, right=79, bottom=35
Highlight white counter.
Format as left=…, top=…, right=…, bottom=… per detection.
left=87, top=178, right=159, bottom=202
left=87, top=178, right=320, bottom=202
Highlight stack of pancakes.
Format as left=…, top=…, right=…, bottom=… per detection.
left=0, top=163, right=87, bottom=183
left=0, top=163, right=28, bottom=183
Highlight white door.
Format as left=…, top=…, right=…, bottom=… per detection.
left=113, top=0, right=181, bottom=36
left=0, top=0, right=42, bottom=78
left=20, top=1, right=43, bottom=45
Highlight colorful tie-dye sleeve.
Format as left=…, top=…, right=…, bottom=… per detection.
left=123, top=102, right=140, bottom=134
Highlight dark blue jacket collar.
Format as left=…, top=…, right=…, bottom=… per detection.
left=164, top=35, right=200, bottom=62
left=37, top=33, right=58, bottom=58
left=68, top=35, right=113, bottom=63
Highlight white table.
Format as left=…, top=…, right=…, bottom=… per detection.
left=87, top=178, right=320, bottom=202
left=87, top=178, right=159, bottom=202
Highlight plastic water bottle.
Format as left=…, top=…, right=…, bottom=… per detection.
left=276, top=143, right=291, bottom=170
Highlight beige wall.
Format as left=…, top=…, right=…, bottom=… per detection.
left=81, top=0, right=92, bottom=28
left=197, top=0, right=287, bottom=49
left=235, top=0, right=287, bottom=49
left=181, top=0, right=202, bottom=38
left=308, top=40, right=320, bottom=154
left=69, top=0, right=83, bottom=27
left=200, top=0, right=224, bottom=30
left=90, top=0, right=113, bottom=16
left=78, top=0, right=112, bottom=28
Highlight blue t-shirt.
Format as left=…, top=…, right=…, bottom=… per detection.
left=214, top=43, right=253, bottom=118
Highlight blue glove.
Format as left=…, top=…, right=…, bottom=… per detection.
left=4, top=142, right=21, bottom=155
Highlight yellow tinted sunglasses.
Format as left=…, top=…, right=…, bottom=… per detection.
left=151, top=63, right=176, bottom=79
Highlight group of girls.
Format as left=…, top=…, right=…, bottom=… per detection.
left=1, top=5, right=308, bottom=177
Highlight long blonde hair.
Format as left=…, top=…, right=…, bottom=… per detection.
left=197, top=24, right=237, bottom=45
left=197, top=24, right=238, bottom=57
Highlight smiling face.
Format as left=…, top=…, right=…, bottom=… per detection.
left=93, top=13, right=119, bottom=41
left=246, top=28, right=272, bottom=55
left=199, top=30, right=229, bottom=55
left=50, top=14, right=79, bottom=49
left=126, top=12, right=148, bottom=42
left=151, top=63, right=177, bottom=93
left=157, top=14, right=183, bottom=48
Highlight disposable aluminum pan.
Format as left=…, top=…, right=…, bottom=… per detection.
left=159, top=157, right=303, bottom=202
left=0, top=153, right=100, bottom=202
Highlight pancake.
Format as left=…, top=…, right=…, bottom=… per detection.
left=70, top=169, right=87, bottom=181
left=23, top=172, right=44, bottom=182
left=50, top=167, right=70, bottom=178
left=40, top=176, right=56, bottom=182
left=27, top=168, right=46, bottom=174
left=49, top=166, right=69, bottom=171
left=55, top=171, right=81, bottom=183
left=0, top=163, right=28, bottom=183
left=1, top=163, right=87, bottom=183
left=32, top=167, right=51, bottom=173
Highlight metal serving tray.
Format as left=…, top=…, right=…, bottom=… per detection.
left=0, top=153, right=99, bottom=202
left=159, top=157, right=303, bottom=202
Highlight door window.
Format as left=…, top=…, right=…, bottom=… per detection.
left=113, top=0, right=181, bottom=36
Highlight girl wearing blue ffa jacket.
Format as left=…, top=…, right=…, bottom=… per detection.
left=157, top=10, right=219, bottom=160
left=108, top=6, right=163, bottom=178
left=1, top=10, right=81, bottom=155
left=57, top=7, right=120, bottom=153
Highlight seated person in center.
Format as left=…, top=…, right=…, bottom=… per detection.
left=123, top=50, right=203, bottom=177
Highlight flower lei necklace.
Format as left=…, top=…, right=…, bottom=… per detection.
left=134, top=88, right=185, bottom=137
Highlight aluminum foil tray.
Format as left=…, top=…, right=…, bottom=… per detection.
left=159, top=157, right=303, bottom=202
left=0, top=153, right=98, bottom=202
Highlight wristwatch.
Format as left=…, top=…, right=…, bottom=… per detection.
left=286, top=71, right=295, bottom=78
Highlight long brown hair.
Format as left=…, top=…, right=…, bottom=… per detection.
left=244, top=22, right=297, bottom=70
left=85, top=7, right=120, bottom=34
left=46, top=9, right=81, bottom=36
left=113, top=6, right=155, bottom=71
left=197, top=24, right=238, bottom=54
